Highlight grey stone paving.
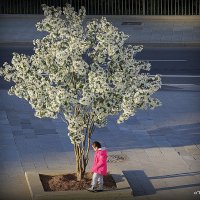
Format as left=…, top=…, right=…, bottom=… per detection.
left=0, top=87, right=200, bottom=200
left=0, top=14, right=200, bottom=200
left=0, top=15, right=200, bottom=46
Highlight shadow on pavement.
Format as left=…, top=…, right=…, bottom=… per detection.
left=123, top=170, right=200, bottom=196
left=123, top=170, right=156, bottom=196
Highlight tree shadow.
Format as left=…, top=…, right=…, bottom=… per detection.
left=123, top=170, right=200, bottom=196
left=97, top=121, right=200, bottom=151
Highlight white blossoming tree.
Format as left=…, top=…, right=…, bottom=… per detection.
left=0, top=4, right=161, bottom=180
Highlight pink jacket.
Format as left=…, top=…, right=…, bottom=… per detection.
left=91, top=148, right=108, bottom=176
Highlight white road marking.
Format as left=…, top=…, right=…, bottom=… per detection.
left=150, top=75, right=200, bottom=78
left=161, top=84, right=200, bottom=89
left=162, top=83, right=200, bottom=91
left=142, top=60, right=187, bottom=62
left=162, top=84, right=197, bottom=86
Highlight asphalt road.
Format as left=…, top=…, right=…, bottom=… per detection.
left=0, top=46, right=200, bottom=89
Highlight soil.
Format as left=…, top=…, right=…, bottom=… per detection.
left=39, top=172, right=117, bottom=191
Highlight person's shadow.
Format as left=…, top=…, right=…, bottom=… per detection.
left=104, top=173, right=131, bottom=192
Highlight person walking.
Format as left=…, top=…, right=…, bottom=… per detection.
left=88, top=141, right=108, bottom=192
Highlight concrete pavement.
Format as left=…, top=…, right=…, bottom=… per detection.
left=0, top=86, right=200, bottom=200
left=0, top=15, right=200, bottom=46
left=0, top=14, right=200, bottom=200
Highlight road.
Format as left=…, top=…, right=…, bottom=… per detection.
left=0, top=46, right=200, bottom=89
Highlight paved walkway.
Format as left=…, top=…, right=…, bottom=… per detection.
left=0, top=15, right=200, bottom=46
left=1, top=87, right=200, bottom=200
left=0, top=14, right=200, bottom=200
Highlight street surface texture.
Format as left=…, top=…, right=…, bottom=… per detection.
left=0, top=47, right=200, bottom=200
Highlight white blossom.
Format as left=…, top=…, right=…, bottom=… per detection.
left=0, top=4, right=162, bottom=144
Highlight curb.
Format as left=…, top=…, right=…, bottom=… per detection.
left=130, top=42, right=200, bottom=48
left=0, top=42, right=34, bottom=47
left=1, top=14, right=200, bottom=21
left=1, top=41, right=200, bottom=48
left=25, top=169, right=133, bottom=200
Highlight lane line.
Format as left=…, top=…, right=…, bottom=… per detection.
left=161, top=84, right=200, bottom=88
left=162, top=84, right=199, bottom=86
left=142, top=60, right=187, bottom=62
left=150, top=75, right=200, bottom=78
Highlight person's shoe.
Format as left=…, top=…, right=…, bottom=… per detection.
left=87, top=186, right=95, bottom=192
left=95, top=186, right=103, bottom=192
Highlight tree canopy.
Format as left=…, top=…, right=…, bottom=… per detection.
left=0, top=4, right=162, bottom=145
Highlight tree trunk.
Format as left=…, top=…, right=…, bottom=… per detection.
left=74, top=132, right=92, bottom=181
left=74, top=144, right=83, bottom=181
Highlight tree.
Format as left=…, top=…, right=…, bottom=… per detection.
left=0, top=4, right=161, bottom=181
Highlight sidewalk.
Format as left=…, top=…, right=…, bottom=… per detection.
left=1, top=85, right=200, bottom=200
left=0, top=15, right=200, bottom=47
left=0, top=14, right=200, bottom=200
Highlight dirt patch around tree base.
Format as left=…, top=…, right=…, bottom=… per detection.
left=39, top=172, right=117, bottom=191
